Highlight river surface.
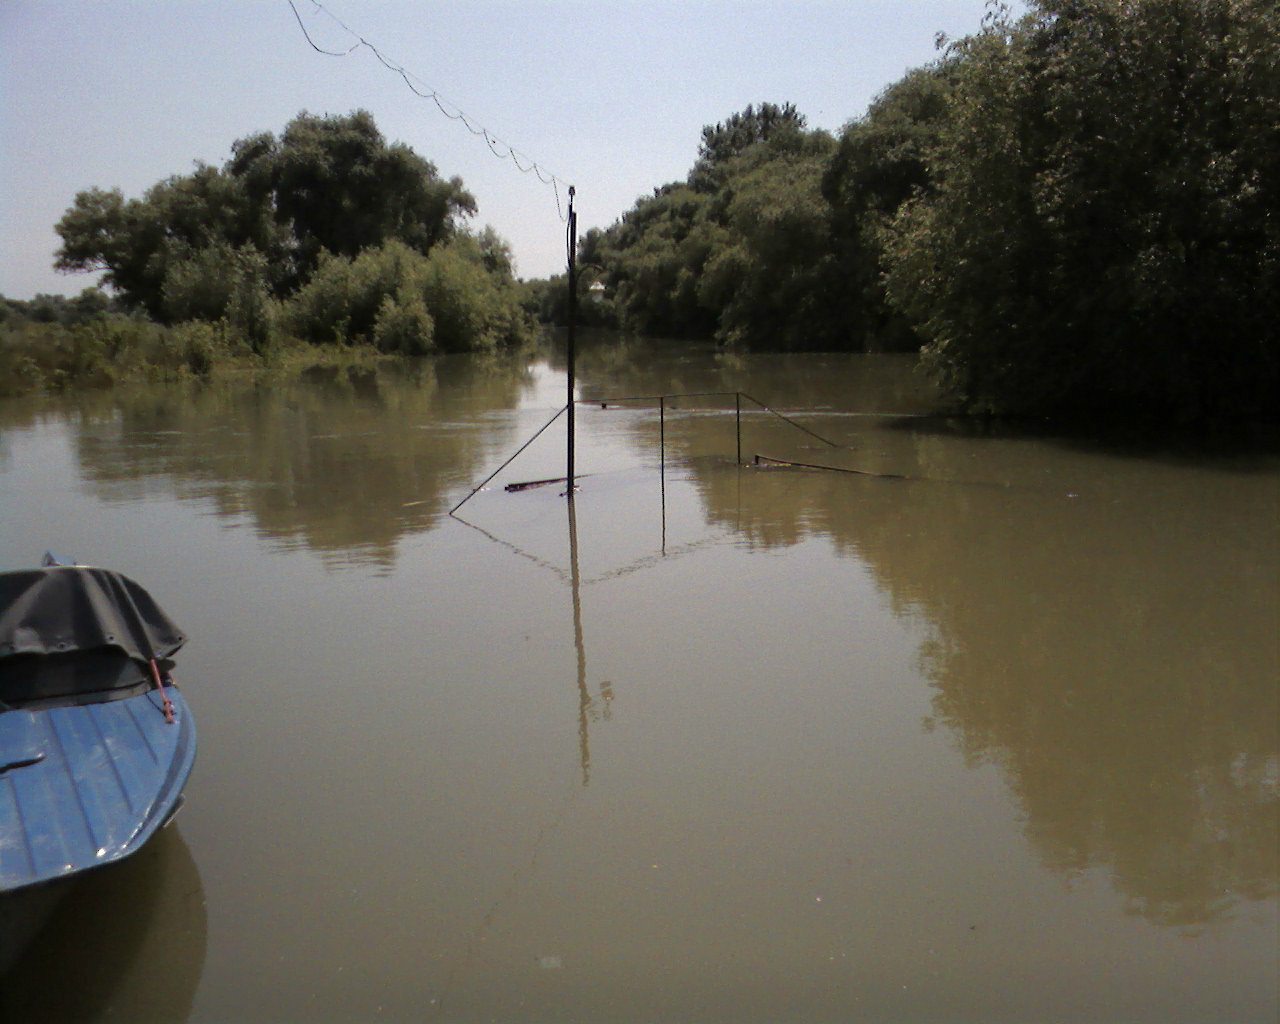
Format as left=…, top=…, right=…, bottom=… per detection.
left=1, top=340, right=1276, bottom=1022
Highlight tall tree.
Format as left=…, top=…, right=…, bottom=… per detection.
left=54, top=165, right=268, bottom=319
left=707, top=134, right=841, bottom=350
left=234, top=110, right=475, bottom=282
left=884, top=0, right=1279, bottom=422
left=688, top=102, right=808, bottom=193
left=823, top=65, right=953, bottom=351
left=55, top=111, right=476, bottom=319
left=591, top=104, right=837, bottom=345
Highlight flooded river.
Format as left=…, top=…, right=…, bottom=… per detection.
left=1, top=341, right=1276, bottom=1022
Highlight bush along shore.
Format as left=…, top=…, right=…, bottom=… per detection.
left=0, top=291, right=493, bottom=397
left=5, top=110, right=539, bottom=398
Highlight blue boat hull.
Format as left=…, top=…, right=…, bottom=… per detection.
left=0, top=687, right=195, bottom=892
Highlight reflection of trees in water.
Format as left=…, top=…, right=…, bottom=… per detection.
left=564, top=335, right=940, bottom=417
left=5, top=345, right=1275, bottom=927
left=906, top=472, right=1279, bottom=929
left=62, top=356, right=534, bottom=567
left=668, top=406, right=1279, bottom=929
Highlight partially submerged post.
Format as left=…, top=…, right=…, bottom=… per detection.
left=735, top=392, right=742, bottom=464
left=659, top=396, right=666, bottom=554
left=565, top=186, right=578, bottom=498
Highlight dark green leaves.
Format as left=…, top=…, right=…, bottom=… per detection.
left=885, top=0, right=1279, bottom=422
left=50, top=111, right=525, bottom=357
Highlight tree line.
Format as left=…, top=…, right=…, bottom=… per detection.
left=11, top=0, right=1276, bottom=422
left=545, top=0, right=1276, bottom=424
left=48, top=109, right=532, bottom=359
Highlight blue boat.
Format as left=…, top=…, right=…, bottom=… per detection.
left=0, top=563, right=196, bottom=894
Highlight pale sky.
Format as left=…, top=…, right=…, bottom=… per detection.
left=0, top=1, right=1021, bottom=299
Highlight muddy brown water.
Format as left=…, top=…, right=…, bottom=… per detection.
left=1, top=343, right=1276, bottom=1022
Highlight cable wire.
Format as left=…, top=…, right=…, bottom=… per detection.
left=286, top=0, right=573, bottom=221
left=287, top=0, right=357, bottom=55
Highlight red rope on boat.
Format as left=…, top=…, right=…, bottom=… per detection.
left=149, top=658, right=176, bottom=724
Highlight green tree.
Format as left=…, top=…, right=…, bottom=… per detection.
left=56, top=164, right=280, bottom=319
left=569, top=89, right=952, bottom=352
left=688, top=102, right=808, bottom=193
left=285, top=239, right=531, bottom=355
left=0, top=288, right=116, bottom=327
left=597, top=184, right=718, bottom=338
left=589, top=106, right=834, bottom=345
left=711, top=137, right=843, bottom=350
left=55, top=111, right=477, bottom=319
left=467, top=225, right=513, bottom=279
left=885, top=0, right=1280, bottom=422
left=823, top=65, right=953, bottom=351
left=231, top=110, right=475, bottom=284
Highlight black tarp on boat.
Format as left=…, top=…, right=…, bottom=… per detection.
left=0, top=568, right=186, bottom=706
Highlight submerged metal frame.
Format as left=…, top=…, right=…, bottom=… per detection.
left=448, top=390, right=841, bottom=517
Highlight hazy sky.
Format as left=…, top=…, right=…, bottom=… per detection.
left=1, top=1, right=1021, bottom=299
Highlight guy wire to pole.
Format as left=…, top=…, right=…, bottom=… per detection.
left=448, top=405, right=569, bottom=516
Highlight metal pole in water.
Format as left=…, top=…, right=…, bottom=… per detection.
left=566, top=187, right=578, bottom=497
left=660, top=395, right=666, bottom=554
left=735, top=391, right=742, bottom=464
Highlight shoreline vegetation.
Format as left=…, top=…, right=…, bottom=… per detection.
left=3, top=106, right=541, bottom=397
left=0, top=297, right=434, bottom=397
left=4, top=0, right=1277, bottom=428
left=531, top=0, right=1278, bottom=428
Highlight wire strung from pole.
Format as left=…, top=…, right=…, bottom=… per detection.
left=738, top=392, right=841, bottom=448
left=448, top=404, right=569, bottom=516
left=287, top=0, right=356, bottom=55
left=285, top=0, right=573, bottom=221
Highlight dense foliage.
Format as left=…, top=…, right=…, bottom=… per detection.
left=2, top=289, right=120, bottom=327
left=49, top=110, right=531, bottom=359
left=287, top=238, right=528, bottom=355
left=1, top=293, right=248, bottom=395
left=0, top=285, right=409, bottom=396
left=823, top=66, right=954, bottom=353
left=24, top=3, right=1279, bottom=422
left=580, top=1, right=1276, bottom=422
left=885, top=0, right=1279, bottom=422
left=583, top=104, right=858, bottom=349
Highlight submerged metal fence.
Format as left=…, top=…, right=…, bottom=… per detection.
left=448, top=391, right=842, bottom=516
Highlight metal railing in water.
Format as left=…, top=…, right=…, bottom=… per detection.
left=448, top=390, right=843, bottom=516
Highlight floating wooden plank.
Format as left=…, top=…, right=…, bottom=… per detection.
left=504, top=476, right=568, bottom=493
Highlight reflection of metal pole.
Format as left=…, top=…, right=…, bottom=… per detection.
left=566, top=187, right=577, bottom=497
left=568, top=496, right=589, bottom=786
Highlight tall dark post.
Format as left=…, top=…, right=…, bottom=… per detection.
left=566, top=187, right=578, bottom=497
left=659, top=395, right=667, bottom=555
left=735, top=391, right=742, bottom=464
